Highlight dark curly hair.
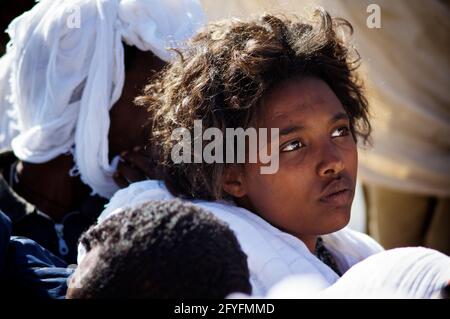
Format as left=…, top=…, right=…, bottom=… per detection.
left=71, top=199, right=251, bottom=299
left=136, top=9, right=370, bottom=200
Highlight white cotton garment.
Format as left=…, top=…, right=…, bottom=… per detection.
left=77, top=180, right=384, bottom=296
left=267, top=247, right=450, bottom=299
left=0, top=0, right=205, bottom=198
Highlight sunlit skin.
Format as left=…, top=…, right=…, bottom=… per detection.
left=223, top=77, right=358, bottom=252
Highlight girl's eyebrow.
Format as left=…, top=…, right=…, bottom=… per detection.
left=279, top=112, right=348, bottom=136
left=331, top=112, right=349, bottom=124
left=280, top=125, right=304, bottom=137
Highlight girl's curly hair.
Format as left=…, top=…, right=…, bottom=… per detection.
left=136, top=9, right=371, bottom=201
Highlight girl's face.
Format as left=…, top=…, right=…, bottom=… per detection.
left=223, top=77, right=357, bottom=250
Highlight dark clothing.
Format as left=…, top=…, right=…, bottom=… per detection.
left=0, top=211, right=73, bottom=299
left=315, top=237, right=342, bottom=276
left=0, top=210, right=11, bottom=282
left=0, top=151, right=106, bottom=264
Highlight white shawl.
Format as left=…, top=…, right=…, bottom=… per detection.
left=267, top=247, right=450, bottom=299
left=77, top=180, right=383, bottom=296
left=0, top=0, right=205, bottom=198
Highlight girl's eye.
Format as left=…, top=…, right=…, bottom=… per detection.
left=281, top=140, right=303, bottom=152
left=331, top=126, right=350, bottom=138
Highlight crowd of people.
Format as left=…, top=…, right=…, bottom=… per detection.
left=0, top=0, right=448, bottom=299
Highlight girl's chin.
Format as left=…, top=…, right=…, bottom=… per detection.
left=321, top=210, right=352, bottom=234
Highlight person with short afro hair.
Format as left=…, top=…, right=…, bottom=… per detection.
left=66, top=199, right=251, bottom=299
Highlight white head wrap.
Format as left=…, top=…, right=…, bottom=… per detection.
left=0, top=0, right=205, bottom=198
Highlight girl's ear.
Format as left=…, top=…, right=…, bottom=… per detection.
left=222, top=164, right=247, bottom=198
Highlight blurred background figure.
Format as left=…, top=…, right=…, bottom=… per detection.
left=0, top=0, right=205, bottom=263
left=199, top=0, right=450, bottom=254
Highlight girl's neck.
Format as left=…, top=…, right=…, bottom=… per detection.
left=296, top=234, right=318, bottom=253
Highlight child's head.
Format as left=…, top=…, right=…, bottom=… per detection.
left=138, top=10, right=370, bottom=246
left=66, top=200, right=251, bottom=298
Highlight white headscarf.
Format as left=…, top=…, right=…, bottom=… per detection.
left=0, top=0, right=205, bottom=198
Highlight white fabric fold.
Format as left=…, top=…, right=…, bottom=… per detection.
left=0, top=0, right=205, bottom=198
left=267, top=247, right=450, bottom=299
left=78, top=180, right=383, bottom=296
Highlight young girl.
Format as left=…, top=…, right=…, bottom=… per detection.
left=79, top=10, right=449, bottom=296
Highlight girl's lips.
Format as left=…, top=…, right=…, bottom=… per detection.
left=319, top=189, right=353, bottom=206
left=318, top=176, right=354, bottom=206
